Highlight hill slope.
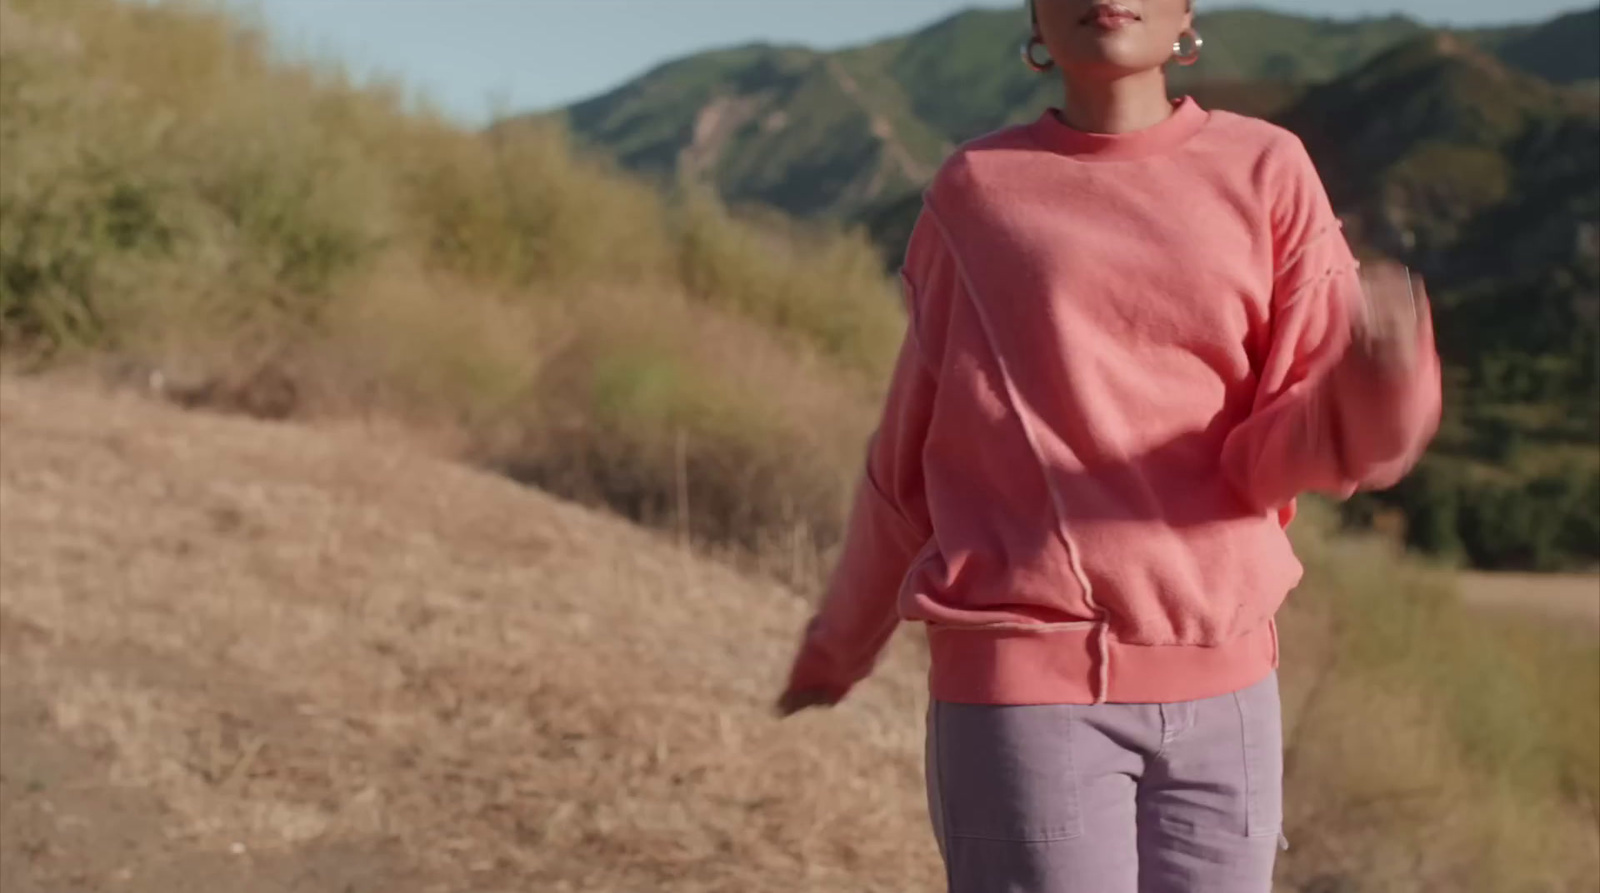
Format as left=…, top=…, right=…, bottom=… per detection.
left=2, top=374, right=1597, bottom=892
left=0, top=377, right=937, bottom=891
left=545, top=7, right=1600, bottom=223
left=1492, top=6, right=1600, bottom=85
left=545, top=8, right=1438, bottom=219
left=1280, top=34, right=1600, bottom=569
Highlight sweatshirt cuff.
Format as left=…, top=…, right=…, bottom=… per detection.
left=1329, top=314, right=1442, bottom=488
left=783, top=621, right=857, bottom=700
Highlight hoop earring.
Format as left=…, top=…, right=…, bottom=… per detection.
left=1021, top=35, right=1054, bottom=73
left=1173, top=29, right=1203, bottom=66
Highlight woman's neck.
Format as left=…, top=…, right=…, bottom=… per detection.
left=1058, top=69, right=1173, bottom=135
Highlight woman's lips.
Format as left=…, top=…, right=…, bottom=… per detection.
left=1082, top=4, right=1141, bottom=29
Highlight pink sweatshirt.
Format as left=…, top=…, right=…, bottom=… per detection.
left=785, top=98, right=1442, bottom=706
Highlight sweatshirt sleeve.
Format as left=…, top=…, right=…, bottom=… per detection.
left=782, top=210, right=947, bottom=700
left=1220, top=136, right=1443, bottom=514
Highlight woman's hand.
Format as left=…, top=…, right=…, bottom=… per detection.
left=1350, top=261, right=1426, bottom=375
left=774, top=686, right=842, bottom=718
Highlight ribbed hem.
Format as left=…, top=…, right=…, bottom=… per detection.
left=1028, top=95, right=1211, bottom=162
left=927, top=620, right=1278, bottom=705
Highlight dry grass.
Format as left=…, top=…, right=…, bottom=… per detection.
left=1456, top=571, right=1600, bottom=633
left=1275, top=525, right=1600, bottom=892
left=3, top=377, right=1597, bottom=892
left=0, top=376, right=938, bottom=892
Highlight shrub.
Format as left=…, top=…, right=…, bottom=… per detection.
left=0, top=0, right=898, bottom=584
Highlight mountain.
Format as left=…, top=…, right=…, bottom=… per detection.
left=540, top=7, right=1600, bottom=227
left=1279, top=32, right=1593, bottom=253
left=542, top=6, right=1600, bottom=230
left=541, top=8, right=1440, bottom=220
left=1489, top=6, right=1600, bottom=85
left=551, top=43, right=945, bottom=218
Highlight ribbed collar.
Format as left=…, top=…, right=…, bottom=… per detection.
left=1029, top=96, right=1210, bottom=162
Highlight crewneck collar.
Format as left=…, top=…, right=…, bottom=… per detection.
left=1030, top=96, right=1210, bottom=162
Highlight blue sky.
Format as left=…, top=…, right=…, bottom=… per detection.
left=233, top=0, right=1593, bottom=124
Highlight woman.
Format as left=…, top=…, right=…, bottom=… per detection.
left=778, top=1, right=1440, bottom=891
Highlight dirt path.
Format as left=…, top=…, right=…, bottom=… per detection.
left=0, top=377, right=938, bottom=892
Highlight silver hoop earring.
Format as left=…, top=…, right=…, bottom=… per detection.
left=1173, top=29, right=1203, bottom=66
left=1021, top=35, right=1054, bottom=73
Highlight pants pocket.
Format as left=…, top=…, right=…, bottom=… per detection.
left=929, top=701, right=1083, bottom=843
left=1234, top=672, right=1284, bottom=838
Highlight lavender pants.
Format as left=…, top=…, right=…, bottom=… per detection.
left=925, top=672, right=1284, bottom=893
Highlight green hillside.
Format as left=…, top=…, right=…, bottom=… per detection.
left=546, top=6, right=1597, bottom=227
left=545, top=8, right=1446, bottom=220
left=1283, top=35, right=1600, bottom=570
left=1491, top=7, right=1600, bottom=85
left=549, top=45, right=946, bottom=218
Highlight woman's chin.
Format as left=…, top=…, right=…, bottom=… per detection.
left=1063, top=45, right=1170, bottom=78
